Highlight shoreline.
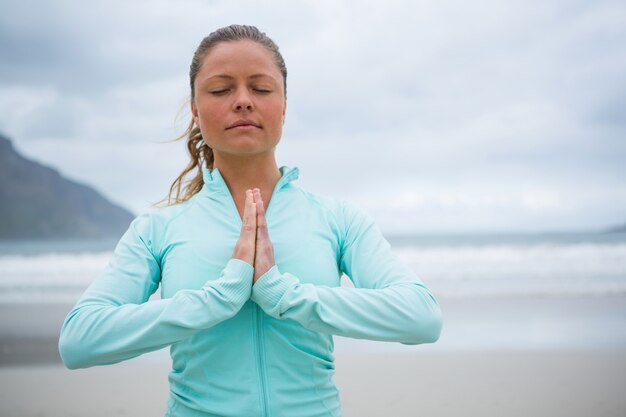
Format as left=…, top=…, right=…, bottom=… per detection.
left=2, top=293, right=626, bottom=366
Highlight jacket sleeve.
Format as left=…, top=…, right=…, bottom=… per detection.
left=250, top=200, right=442, bottom=344
left=58, top=212, right=253, bottom=369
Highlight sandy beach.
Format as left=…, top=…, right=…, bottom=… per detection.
left=0, top=350, right=625, bottom=417
left=1, top=295, right=625, bottom=416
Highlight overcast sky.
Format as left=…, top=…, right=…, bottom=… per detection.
left=1, top=0, right=625, bottom=233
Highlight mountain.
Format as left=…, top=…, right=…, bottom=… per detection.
left=0, top=134, right=135, bottom=240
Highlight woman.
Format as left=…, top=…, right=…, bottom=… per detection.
left=59, top=24, right=443, bottom=417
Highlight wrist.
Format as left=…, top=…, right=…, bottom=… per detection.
left=231, top=247, right=255, bottom=266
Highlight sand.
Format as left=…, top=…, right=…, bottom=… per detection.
left=2, top=296, right=626, bottom=416
left=0, top=350, right=625, bottom=417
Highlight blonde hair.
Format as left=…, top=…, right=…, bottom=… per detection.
left=154, top=24, right=287, bottom=207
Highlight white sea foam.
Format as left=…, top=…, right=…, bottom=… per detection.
left=1, top=241, right=625, bottom=303
left=0, top=252, right=113, bottom=303
left=395, top=243, right=626, bottom=298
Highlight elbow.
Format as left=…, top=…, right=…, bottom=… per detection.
left=58, top=313, right=94, bottom=370
left=403, top=299, right=443, bottom=345
left=422, top=305, right=443, bottom=343
left=58, top=332, right=83, bottom=370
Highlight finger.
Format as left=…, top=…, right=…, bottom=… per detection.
left=243, top=189, right=256, bottom=233
left=254, top=190, right=269, bottom=238
left=253, top=190, right=274, bottom=271
left=242, top=189, right=250, bottom=221
left=242, top=189, right=250, bottom=224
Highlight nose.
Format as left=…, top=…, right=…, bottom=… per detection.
left=233, top=89, right=254, bottom=112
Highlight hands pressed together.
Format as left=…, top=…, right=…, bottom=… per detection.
left=231, top=188, right=275, bottom=284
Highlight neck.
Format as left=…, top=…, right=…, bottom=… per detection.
left=212, top=151, right=282, bottom=206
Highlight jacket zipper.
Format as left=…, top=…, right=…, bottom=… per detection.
left=254, top=180, right=282, bottom=417
left=256, top=305, right=270, bottom=417
left=219, top=172, right=287, bottom=417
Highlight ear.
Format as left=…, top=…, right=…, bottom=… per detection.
left=282, top=97, right=287, bottom=124
left=191, top=99, right=200, bottom=127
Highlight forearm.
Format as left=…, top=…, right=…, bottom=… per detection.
left=251, top=265, right=442, bottom=344
left=59, top=258, right=253, bottom=369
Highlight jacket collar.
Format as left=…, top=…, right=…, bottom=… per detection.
left=201, top=165, right=300, bottom=196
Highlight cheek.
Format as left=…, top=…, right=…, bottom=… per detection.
left=198, top=103, right=226, bottom=128
left=265, top=101, right=286, bottom=125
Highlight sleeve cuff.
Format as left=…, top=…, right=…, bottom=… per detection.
left=251, top=265, right=299, bottom=317
left=203, top=258, right=254, bottom=308
left=226, top=258, right=254, bottom=276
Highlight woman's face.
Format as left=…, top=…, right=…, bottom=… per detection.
left=191, top=40, right=286, bottom=158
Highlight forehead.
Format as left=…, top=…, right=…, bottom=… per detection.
left=199, top=40, right=281, bottom=80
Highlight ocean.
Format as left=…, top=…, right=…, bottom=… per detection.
left=1, top=231, right=625, bottom=359
left=1, top=231, right=625, bottom=303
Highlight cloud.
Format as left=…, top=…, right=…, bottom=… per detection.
left=1, top=0, right=625, bottom=232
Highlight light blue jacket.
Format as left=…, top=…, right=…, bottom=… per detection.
left=58, top=165, right=442, bottom=417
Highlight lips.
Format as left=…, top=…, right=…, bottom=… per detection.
left=226, top=119, right=261, bottom=129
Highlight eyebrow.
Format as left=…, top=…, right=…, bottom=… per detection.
left=204, top=74, right=276, bottom=82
